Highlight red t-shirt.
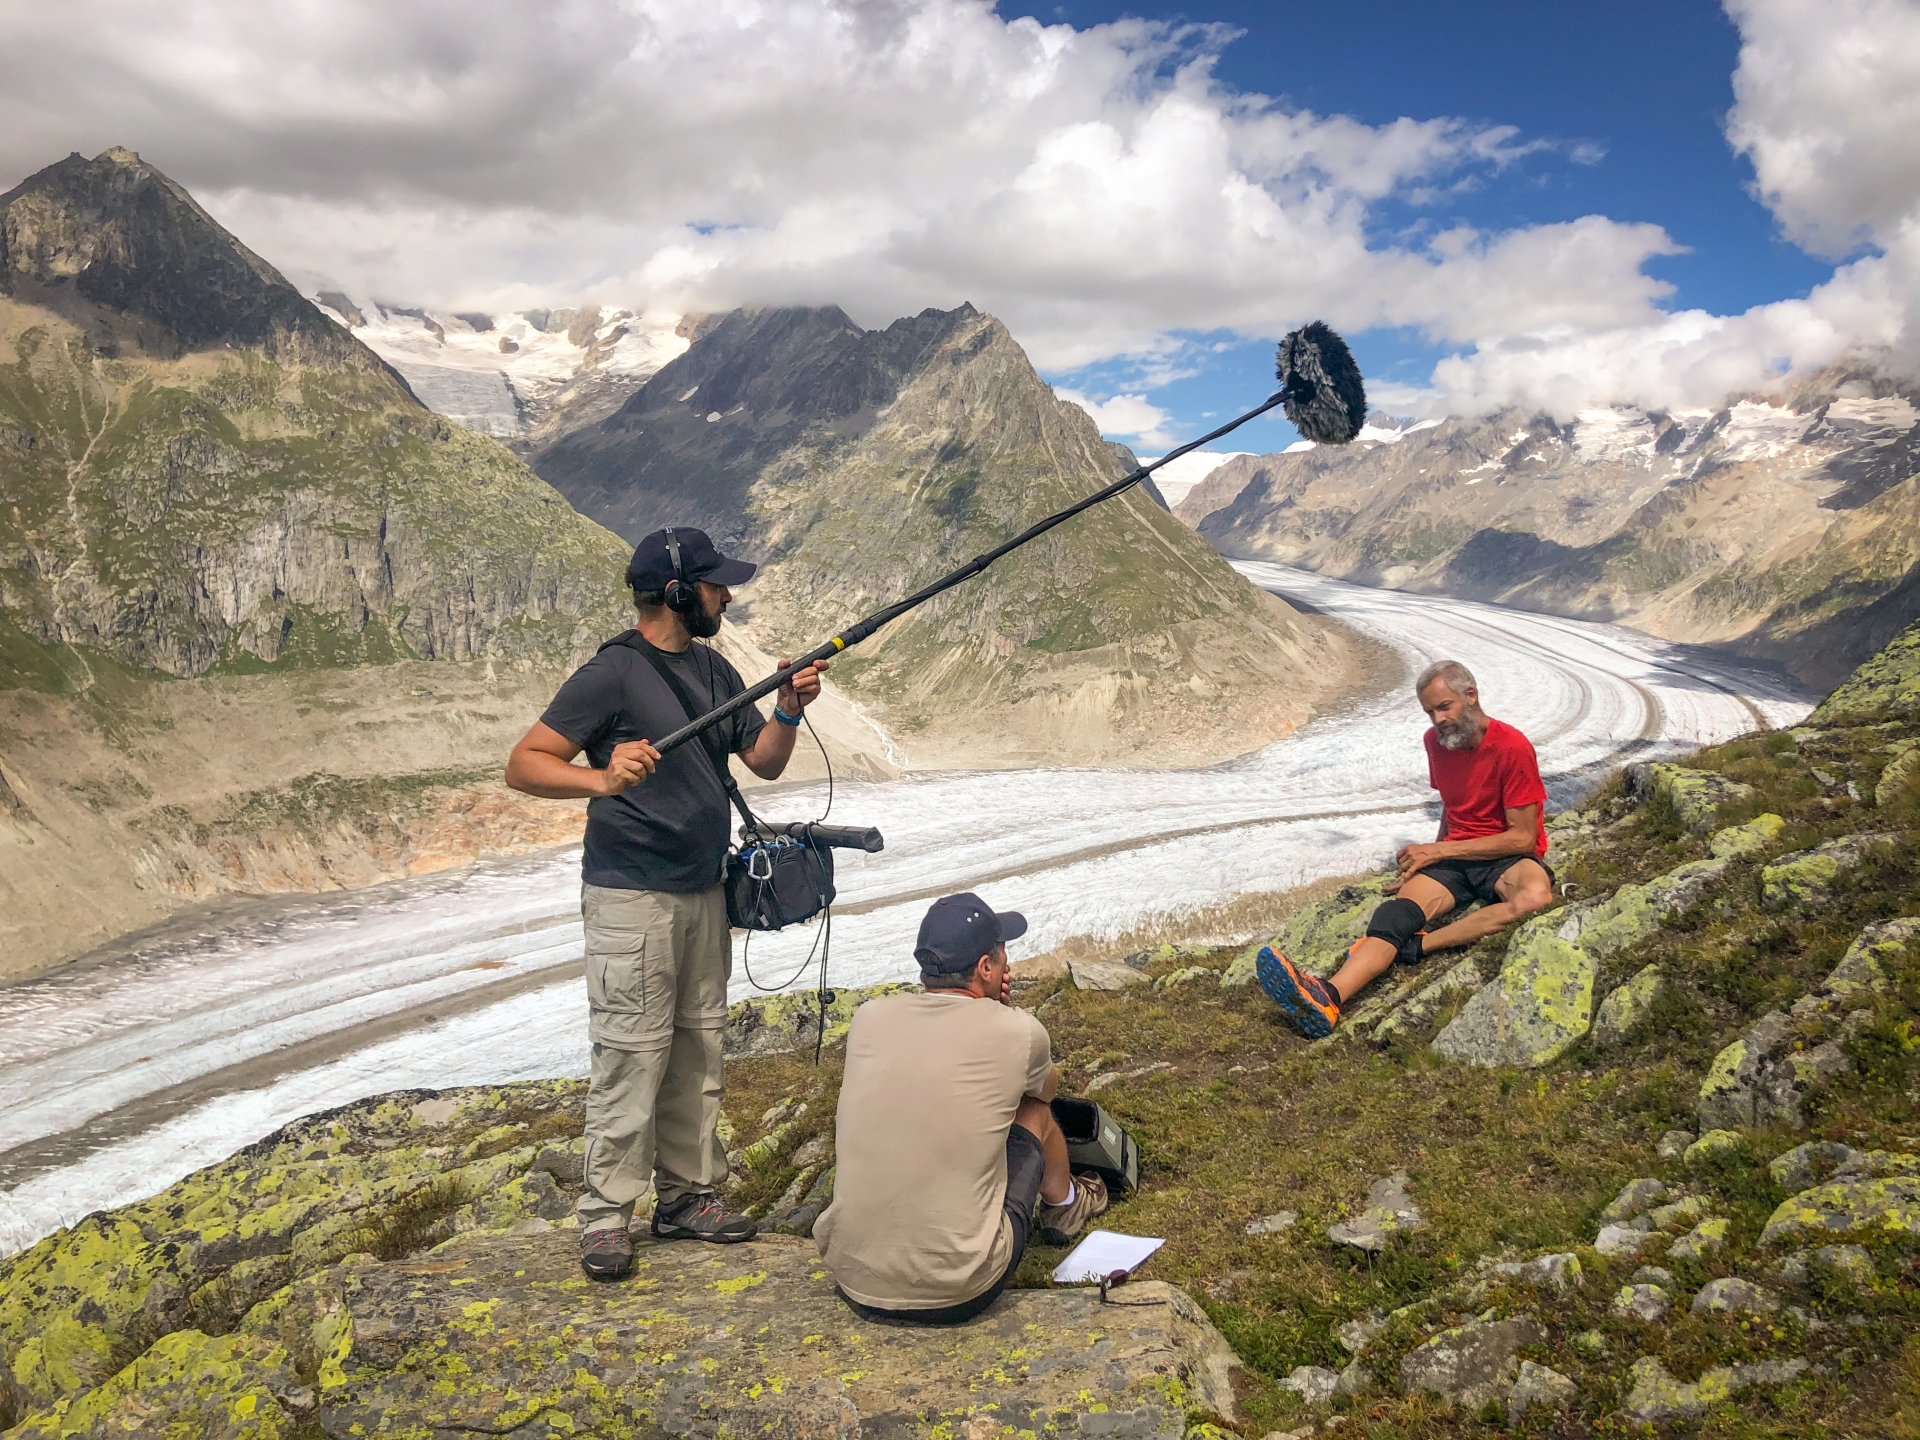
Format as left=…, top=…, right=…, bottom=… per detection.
left=1424, top=717, right=1548, bottom=858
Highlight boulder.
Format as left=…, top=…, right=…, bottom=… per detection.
left=1698, top=1009, right=1834, bottom=1132
left=1432, top=918, right=1594, bottom=1068
left=1591, top=965, right=1666, bottom=1046
left=1761, top=833, right=1896, bottom=910
left=1563, top=858, right=1727, bottom=958
left=1328, top=1171, right=1426, bottom=1252
left=1624, top=1357, right=1809, bottom=1422
left=1761, top=1175, right=1920, bottom=1245
left=1668, top=1217, right=1730, bottom=1260
left=1823, top=917, right=1920, bottom=997
left=1599, top=1178, right=1668, bottom=1224
left=1770, top=1141, right=1865, bottom=1193
left=1708, top=813, right=1786, bottom=860
left=1611, top=1284, right=1671, bottom=1322
left=1631, top=1265, right=1674, bottom=1287
left=1069, top=958, right=1153, bottom=991
left=0, top=1079, right=589, bottom=1419
left=1336, top=1313, right=1384, bottom=1353
left=219, top=1232, right=1242, bottom=1438
left=1691, top=1277, right=1779, bottom=1317
left=1595, top=1224, right=1654, bottom=1257
left=1814, top=621, right=1920, bottom=724
left=1506, top=1360, right=1577, bottom=1428
left=1625, top=762, right=1755, bottom=832
left=1398, top=1316, right=1548, bottom=1411
left=1648, top=1196, right=1706, bottom=1231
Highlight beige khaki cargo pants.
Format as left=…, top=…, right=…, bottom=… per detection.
left=577, top=881, right=731, bottom=1233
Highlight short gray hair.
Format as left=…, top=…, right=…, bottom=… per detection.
left=1415, top=660, right=1477, bottom=698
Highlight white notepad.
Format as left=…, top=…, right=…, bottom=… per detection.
left=1050, top=1229, right=1165, bottom=1285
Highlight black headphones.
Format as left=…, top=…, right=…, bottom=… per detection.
left=663, top=527, right=700, bottom=615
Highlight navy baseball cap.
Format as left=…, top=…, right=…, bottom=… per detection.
left=915, top=892, right=1028, bottom=974
left=626, top=527, right=757, bottom=592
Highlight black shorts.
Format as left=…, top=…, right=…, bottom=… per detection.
left=1421, top=854, right=1554, bottom=912
left=840, top=1123, right=1046, bottom=1326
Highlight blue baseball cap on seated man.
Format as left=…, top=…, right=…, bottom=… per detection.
left=915, top=892, right=1029, bottom=974
left=626, top=526, right=758, bottom=593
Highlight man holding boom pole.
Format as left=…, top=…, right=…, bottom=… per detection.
left=505, top=527, right=826, bottom=1281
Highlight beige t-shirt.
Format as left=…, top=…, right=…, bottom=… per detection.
left=814, top=991, right=1053, bottom=1309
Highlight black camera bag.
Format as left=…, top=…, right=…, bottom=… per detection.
left=612, top=633, right=833, bottom=932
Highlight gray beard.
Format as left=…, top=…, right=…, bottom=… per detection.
left=1434, top=723, right=1476, bottom=751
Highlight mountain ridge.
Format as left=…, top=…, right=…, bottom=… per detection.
left=1179, top=368, right=1920, bottom=688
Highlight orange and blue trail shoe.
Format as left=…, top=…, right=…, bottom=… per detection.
left=1255, top=946, right=1342, bottom=1038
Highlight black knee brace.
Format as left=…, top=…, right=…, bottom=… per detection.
left=1365, top=897, right=1427, bottom=960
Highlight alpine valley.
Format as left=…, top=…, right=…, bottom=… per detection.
left=0, top=148, right=1362, bottom=980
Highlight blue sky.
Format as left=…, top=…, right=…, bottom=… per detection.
left=1021, top=0, right=1837, bottom=450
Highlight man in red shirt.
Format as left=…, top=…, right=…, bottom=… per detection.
left=1259, top=659, right=1554, bottom=1037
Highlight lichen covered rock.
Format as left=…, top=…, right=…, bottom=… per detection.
left=1697, top=1009, right=1840, bottom=1132
left=1591, top=965, right=1666, bottom=1046
left=1709, top=813, right=1786, bottom=860
left=1624, top=1356, right=1810, bottom=1422
left=1823, top=917, right=1920, bottom=997
left=1812, top=615, right=1920, bottom=724
left=1433, top=917, right=1594, bottom=1068
left=0, top=1081, right=587, bottom=1418
left=1626, top=762, right=1755, bottom=832
left=1685, top=1129, right=1746, bottom=1165
left=1398, top=1316, right=1548, bottom=1411
left=1668, top=1217, right=1730, bottom=1261
left=1762, top=832, right=1896, bottom=910
left=1761, top=1175, right=1920, bottom=1245
left=1506, top=1359, right=1577, bottom=1427
left=1691, top=1277, right=1779, bottom=1317
left=1328, top=1171, right=1426, bottom=1252
left=1770, top=1141, right=1866, bottom=1193
left=723, top=983, right=913, bottom=1058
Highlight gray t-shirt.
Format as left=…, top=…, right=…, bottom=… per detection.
left=815, top=992, right=1054, bottom=1309
left=539, top=635, right=765, bottom=892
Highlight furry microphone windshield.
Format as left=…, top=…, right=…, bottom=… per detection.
left=1276, top=321, right=1367, bottom=444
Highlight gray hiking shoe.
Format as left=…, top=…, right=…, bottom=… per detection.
left=579, top=1225, right=635, bottom=1280
left=1037, top=1172, right=1110, bottom=1247
left=652, top=1191, right=758, bottom=1243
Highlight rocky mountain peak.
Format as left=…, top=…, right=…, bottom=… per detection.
left=534, top=302, right=981, bottom=547
left=0, top=147, right=361, bottom=364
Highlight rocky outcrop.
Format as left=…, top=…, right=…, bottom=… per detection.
left=1591, top=964, right=1666, bottom=1045
left=1761, top=1175, right=1920, bottom=1245
left=0, top=1076, right=1241, bottom=1438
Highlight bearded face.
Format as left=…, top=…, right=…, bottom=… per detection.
left=1433, top=710, right=1483, bottom=750
left=685, top=587, right=724, bottom=638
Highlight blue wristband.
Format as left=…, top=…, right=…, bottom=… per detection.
left=773, top=707, right=803, bottom=727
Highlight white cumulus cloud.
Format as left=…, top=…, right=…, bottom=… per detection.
left=1054, top=389, right=1176, bottom=447
left=1422, top=0, right=1920, bottom=417
left=0, top=0, right=1912, bottom=420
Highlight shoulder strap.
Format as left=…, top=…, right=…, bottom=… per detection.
left=602, top=631, right=761, bottom=839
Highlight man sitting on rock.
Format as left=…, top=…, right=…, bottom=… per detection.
left=815, top=893, right=1108, bottom=1323
left=1259, top=659, right=1554, bottom=1037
